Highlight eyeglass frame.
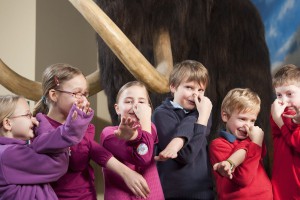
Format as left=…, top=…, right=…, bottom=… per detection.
left=0, top=112, right=33, bottom=127
left=9, top=113, right=33, bottom=119
left=55, top=89, right=89, bottom=99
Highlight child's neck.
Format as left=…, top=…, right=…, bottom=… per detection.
left=47, top=109, right=66, bottom=124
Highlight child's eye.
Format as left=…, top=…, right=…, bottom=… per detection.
left=125, top=100, right=133, bottom=104
left=139, top=101, right=145, bottom=104
left=276, top=94, right=282, bottom=98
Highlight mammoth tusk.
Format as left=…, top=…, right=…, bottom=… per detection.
left=0, top=59, right=42, bottom=101
left=86, top=68, right=103, bottom=95
left=69, top=0, right=170, bottom=93
left=0, top=59, right=102, bottom=100
left=153, top=29, right=173, bottom=78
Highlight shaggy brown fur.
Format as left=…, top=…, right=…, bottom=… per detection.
left=96, top=0, right=273, bottom=171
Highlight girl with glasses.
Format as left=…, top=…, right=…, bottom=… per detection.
left=33, top=63, right=150, bottom=200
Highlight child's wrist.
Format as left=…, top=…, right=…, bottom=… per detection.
left=226, top=159, right=235, bottom=171
left=292, top=118, right=300, bottom=124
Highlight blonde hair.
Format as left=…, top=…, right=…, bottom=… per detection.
left=169, top=60, right=209, bottom=90
left=33, top=63, right=84, bottom=116
left=272, top=64, right=300, bottom=88
left=221, top=88, right=261, bottom=116
left=116, top=81, right=153, bottom=109
left=0, top=95, right=22, bottom=127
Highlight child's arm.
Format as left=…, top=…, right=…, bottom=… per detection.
left=213, top=149, right=246, bottom=179
left=101, top=124, right=157, bottom=167
left=154, top=137, right=185, bottom=161
left=0, top=144, right=69, bottom=184
left=271, top=99, right=286, bottom=128
left=32, top=104, right=94, bottom=153
left=195, top=94, right=213, bottom=126
left=106, top=157, right=150, bottom=198
left=84, top=126, right=149, bottom=198
left=154, top=95, right=212, bottom=162
left=153, top=106, right=211, bottom=164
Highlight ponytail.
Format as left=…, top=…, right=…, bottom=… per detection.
left=33, top=97, right=49, bottom=116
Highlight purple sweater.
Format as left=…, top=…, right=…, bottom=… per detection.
left=100, top=123, right=164, bottom=200
left=0, top=105, right=93, bottom=200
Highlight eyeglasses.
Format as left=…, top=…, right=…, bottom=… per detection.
left=55, top=89, right=89, bottom=99
left=9, top=113, right=33, bottom=119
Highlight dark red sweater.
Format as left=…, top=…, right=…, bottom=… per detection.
left=209, top=131, right=272, bottom=200
left=270, top=109, right=300, bottom=200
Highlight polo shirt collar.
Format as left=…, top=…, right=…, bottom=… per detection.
left=219, top=130, right=236, bottom=143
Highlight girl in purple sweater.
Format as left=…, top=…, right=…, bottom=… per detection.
left=33, top=64, right=150, bottom=200
left=0, top=94, right=91, bottom=200
left=100, top=81, right=164, bottom=200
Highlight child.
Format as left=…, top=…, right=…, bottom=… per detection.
left=0, top=94, right=90, bottom=199
left=209, top=88, right=272, bottom=199
left=270, top=64, right=300, bottom=200
left=33, top=64, right=150, bottom=200
left=100, top=81, right=164, bottom=200
left=152, top=60, right=214, bottom=199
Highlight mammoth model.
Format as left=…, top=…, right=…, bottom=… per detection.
left=0, top=0, right=273, bottom=170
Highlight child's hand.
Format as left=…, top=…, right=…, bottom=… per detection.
left=122, top=169, right=150, bottom=199
left=76, top=98, right=92, bottom=114
left=114, top=116, right=140, bottom=140
left=154, top=148, right=178, bottom=161
left=194, top=94, right=212, bottom=126
left=283, top=105, right=300, bottom=124
left=133, top=103, right=152, bottom=133
left=271, top=99, right=286, bottom=128
left=213, top=161, right=233, bottom=179
left=154, top=137, right=184, bottom=161
left=72, top=99, right=92, bottom=120
left=246, top=125, right=264, bottom=147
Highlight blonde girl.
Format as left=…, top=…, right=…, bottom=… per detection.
left=0, top=94, right=89, bottom=200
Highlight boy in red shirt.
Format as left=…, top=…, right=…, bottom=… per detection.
left=209, top=88, right=272, bottom=200
left=270, top=64, right=300, bottom=200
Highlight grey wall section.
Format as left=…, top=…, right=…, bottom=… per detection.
left=35, top=1, right=105, bottom=199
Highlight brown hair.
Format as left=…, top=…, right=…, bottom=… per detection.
left=0, top=95, right=22, bottom=127
left=221, top=88, right=261, bottom=117
left=33, top=63, right=84, bottom=116
left=272, top=64, right=300, bottom=88
left=116, top=81, right=153, bottom=109
left=169, top=60, right=209, bottom=90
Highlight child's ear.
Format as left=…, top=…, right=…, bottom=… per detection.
left=2, top=118, right=12, bottom=131
left=48, top=89, right=58, bottom=102
left=221, top=111, right=229, bottom=122
left=170, top=84, right=176, bottom=94
left=114, top=104, right=120, bottom=115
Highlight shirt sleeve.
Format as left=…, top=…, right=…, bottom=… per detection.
left=231, top=142, right=262, bottom=187
left=32, top=104, right=94, bottom=154
left=152, top=108, right=197, bottom=153
left=271, top=112, right=300, bottom=153
left=101, top=124, right=157, bottom=167
left=0, top=145, right=68, bottom=185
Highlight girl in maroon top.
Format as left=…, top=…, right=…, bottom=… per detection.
left=100, top=81, right=164, bottom=200
left=33, top=64, right=150, bottom=200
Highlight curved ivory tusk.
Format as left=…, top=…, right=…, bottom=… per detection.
left=153, top=29, right=173, bottom=78
left=69, top=0, right=170, bottom=93
left=0, top=59, right=42, bottom=101
left=0, top=59, right=102, bottom=100
left=86, top=69, right=102, bottom=96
